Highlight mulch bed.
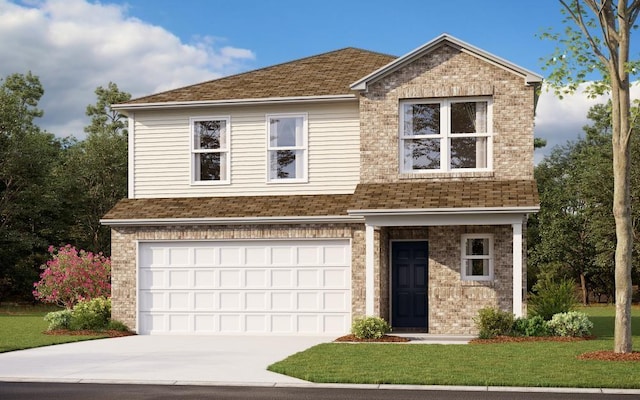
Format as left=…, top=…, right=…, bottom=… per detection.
left=45, top=329, right=136, bottom=338
left=578, top=350, right=640, bottom=362
left=334, top=334, right=410, bottom=343
left=470, top=335, right=640, bottom=362
left=470, top=335, right=594, bottom=344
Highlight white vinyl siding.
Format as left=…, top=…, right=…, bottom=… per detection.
left=132, top=103, right=360, bottom=198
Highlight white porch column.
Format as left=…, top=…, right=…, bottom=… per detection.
left=512, top=222, right=523, bottom=317
left=365, top=223, right=375, bottom=316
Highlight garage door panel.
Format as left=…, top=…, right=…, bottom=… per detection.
left=168, top=270, right=189, bottom=287
left=219, top=270, right=241, bottom=287
left=139, top=240, right=351, bottom=335
left=194, top=270, right=215, bottom=287
left=296, top=269, right=320, bottom=287
left=323, top=269, right=348, bottom=288
left=271, top=269, right=293, bottom=287
left=245, top=270, right=267, bottom=287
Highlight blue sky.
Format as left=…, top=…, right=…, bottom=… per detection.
left=116, top=0, right=564, bottom=74
left=1, top=0, right=637, bottom=162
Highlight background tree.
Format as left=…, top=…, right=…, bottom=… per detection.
left=542, top=0, right=640, bottom=354
left=529, top=103, right=640, bottom=306
left=0, top=72, right=66, bottom=302
left=61, top=83, right=130, bottom=254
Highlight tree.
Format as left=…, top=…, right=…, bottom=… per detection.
left=0, top=72, right=66, bottom=302
left=543, top=0, right=640, bottom=353
left=529, top=103, right=640, bottom=305
left=61, top=83, right=130, bottom=253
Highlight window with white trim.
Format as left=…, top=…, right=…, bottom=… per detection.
left=191, top=117, right=230, bottom=184
left=461, top=234, right=494, bottom=281
left=267, top=113, right=307, bottom=182
left=400, top=98, right=491, bottom=172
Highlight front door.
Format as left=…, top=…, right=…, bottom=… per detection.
left=391, top=241, right=428, bottom=330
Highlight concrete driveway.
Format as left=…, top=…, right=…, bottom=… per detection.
left=0, top=335, right=330, bottom=385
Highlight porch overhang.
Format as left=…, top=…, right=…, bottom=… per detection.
left=347, top=206, right=538, bottom=226
left=355, top=207, right=532, bottom=320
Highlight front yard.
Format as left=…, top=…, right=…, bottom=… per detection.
left=0, top=305, right=107, bottom=353
left=268, top=306, right=640, bottom=388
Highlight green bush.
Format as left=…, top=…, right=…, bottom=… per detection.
left=547, top=311, right=593, bottom=337
left=528, top=279, right=578, bottom=320
left=44, top=309, right=73, bottom=330
left=474, top=307, right=514, bottom=338
left=513, top=315, right=551, bottom=337
left=106, top=319, right=130, bottom=332
left=351, top=316, right=391, bottom=339
left=69, top=297, right=111, bottom=330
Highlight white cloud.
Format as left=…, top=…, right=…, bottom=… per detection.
left=534, top=82, right=640, bottom=164
left=0, top=0, right=255, bottom=138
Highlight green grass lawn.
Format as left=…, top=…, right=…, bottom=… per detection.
left=0, top=304, right=107, bottom=353
left=268, top=306, right=640, bottom=388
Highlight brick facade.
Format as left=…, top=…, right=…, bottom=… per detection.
left=111, top=224, right=365, bottom=329
left=359, top=44, right=535, bottom=183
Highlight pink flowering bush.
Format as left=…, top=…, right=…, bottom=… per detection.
left=33, top=245, right=111, bottom=308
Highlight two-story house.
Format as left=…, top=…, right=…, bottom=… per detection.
left=102, top=34, right=541, bottom=336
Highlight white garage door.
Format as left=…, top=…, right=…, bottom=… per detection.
left=138, top=240, right=351, bottom=335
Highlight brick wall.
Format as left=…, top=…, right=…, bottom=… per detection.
left=110, top=223, right=365, bottom=329
left=428, top=225, right=513, bottom=334
left=359, top=44, right=536, bottom=183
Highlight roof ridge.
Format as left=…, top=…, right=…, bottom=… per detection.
left=125, top=47, right=397, bottom=104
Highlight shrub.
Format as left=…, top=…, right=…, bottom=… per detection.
left=513, top=315, right=551, bottom=337
left=44, top=309, right=73, bottom=330
left=547, top=311, right=593, bottom=337
left=107, top=320, right=130, bottom=332
left=33, top=245, right=111, bottom=309
left=474, top=307, right=514, bottom=338
left=351, top=316, right=391, bottom=339
left=69, top=297, right=111, bottom=330
left=528, top=279, right=578, bottom=320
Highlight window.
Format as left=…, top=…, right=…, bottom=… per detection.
left=191, top=117, right=230, bottom=184
left=461, top=234, right=494, bottom=281
left=267, top=113, right=307, bottom=182
left=400, top=98, right=491, bottom=172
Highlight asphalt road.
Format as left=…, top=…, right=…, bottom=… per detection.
left=0, top=383, right=638, bottom=400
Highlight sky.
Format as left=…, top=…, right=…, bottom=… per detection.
left=1, top=0, right=639, bottom=163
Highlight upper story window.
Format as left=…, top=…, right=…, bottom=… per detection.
left=461, top=234, right=494, bottom=281
left=400, top=98, right=492, bottom=173
left=267, top=113, right=308, bottom=183
left=191, top=117, right=230, bottom=184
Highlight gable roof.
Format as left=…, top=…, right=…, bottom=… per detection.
left=116, top=48, right=395, bottom=108
left=102, top=180, right=539, bottom=226
left=350, top=34, right=543, bottom=91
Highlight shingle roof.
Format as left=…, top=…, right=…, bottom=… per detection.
left=124, top=48, right=396, bottom=105
left=349, top=180, right=539, bottom=211
left=102, top=194, right=352, bottom=221
left=102, top=181, right=538, bottom=223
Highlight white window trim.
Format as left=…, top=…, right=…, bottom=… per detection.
left=461, top=234, right=494, bottom=281
left=265, top=112, right=309, bottom=183
left=399, top=97, right=493, bottom=173
left=190, top=116, right=231, bottom=185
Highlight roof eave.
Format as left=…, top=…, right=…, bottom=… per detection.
left=100, top=215, right=364, bottom=227
left=347, top=206, right=540, bottom=216
left=112, top=94, right=357, bottom=111
left=350, top=33, right=543, bottom=91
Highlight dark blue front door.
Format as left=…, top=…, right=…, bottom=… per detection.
left=392, top=241, right=428, bottom=329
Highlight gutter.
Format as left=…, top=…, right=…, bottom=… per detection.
left=347, top=206, right=540, bottom=216
left=100, top=215, right=365, bottom=227
left=112, top=94, right=357, bottom=112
